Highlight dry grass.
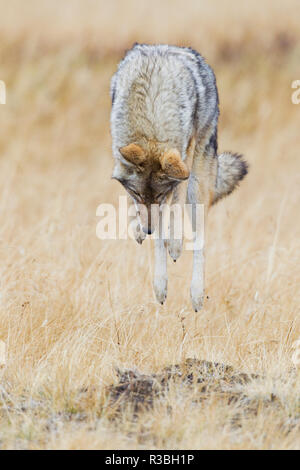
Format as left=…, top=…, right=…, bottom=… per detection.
left=0, top=0, right=299, bottom=450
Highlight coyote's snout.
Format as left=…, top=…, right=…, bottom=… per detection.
left=110, top=44, right=248, bottom=310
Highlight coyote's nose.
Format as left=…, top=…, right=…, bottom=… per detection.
left=142, top=226, right=153, bottom=235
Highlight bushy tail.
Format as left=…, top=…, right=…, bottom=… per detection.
left=213, top=152, right=248, bottom=205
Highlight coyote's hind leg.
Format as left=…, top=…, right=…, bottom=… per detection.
left=188, top=175, right=206, bottom=312
left=188, top=133, right=217, bottom=311
left=154, top=209, right=168, bottom=305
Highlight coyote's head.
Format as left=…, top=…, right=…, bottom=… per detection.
left=112, top=143, right=189, bottom=234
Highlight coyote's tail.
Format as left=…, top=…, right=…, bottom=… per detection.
left=213, top=152, right=248, bottom=205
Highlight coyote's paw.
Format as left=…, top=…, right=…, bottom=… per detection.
left=130, top=219, right=146, bottom=245
left=168, top=238, right=183, bottom=262
left=154, top=276, right=168, bottom=305
left=190, top=282, right=204, bottom=312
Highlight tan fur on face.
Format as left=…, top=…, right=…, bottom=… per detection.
left=119, top=143, right=146, bottom=165
left=160, top=148, right=189, bottom=180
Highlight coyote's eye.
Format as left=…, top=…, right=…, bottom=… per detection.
left=156, top=192, right=165, bottom=200
left=156, top=184, right=174, bottom=201
left=129, top=188, right=142, bottom=201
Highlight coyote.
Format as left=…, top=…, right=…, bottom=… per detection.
left=110, top=44, right=247, bottom=311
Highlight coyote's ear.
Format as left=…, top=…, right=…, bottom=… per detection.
left=160, top=149, right=189, bottom=180
left=119, top=143, right=146, bottom=166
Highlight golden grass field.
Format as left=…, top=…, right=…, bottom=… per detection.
left=0, top=0, right=299, bottom=450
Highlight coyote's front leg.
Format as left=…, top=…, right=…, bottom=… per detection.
left=154, top=209, right=168, bottom=305
left=168, top=137, right=195, bottom=262
left=128, top=196, right=146, bottom=245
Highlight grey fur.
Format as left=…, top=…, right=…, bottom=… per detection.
left=111, top=43, right=219, bottom=161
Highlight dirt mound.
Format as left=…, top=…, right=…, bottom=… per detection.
left=107, top=358, right=278, bottom=418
